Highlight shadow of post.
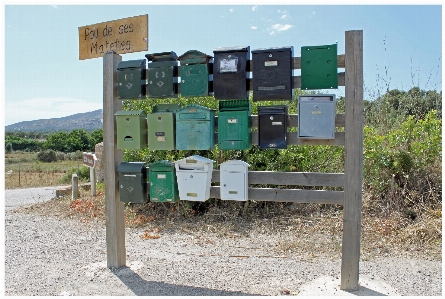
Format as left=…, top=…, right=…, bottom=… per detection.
left=112, top=266, right=262, bottom=296
left=345, top=285, right=388, bottom=296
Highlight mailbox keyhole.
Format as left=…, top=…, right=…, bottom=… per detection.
left=190, top=175, right=193, bottom=178
left=158, top=116, right=162, bottom=120
left=126, top=118, right=130, bottom=121
left=223, top=184, right=226, bottom=187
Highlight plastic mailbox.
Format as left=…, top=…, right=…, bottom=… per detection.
left=117, top=162, right=148, bottom=203
left=175, top=104, right=216, bottom=150
left=148, top=160, right=179, bottom=203
left=258, top=106, right=288, bottom=149
left=174, top=155, right=215, bottom=202
left=178, top=50, right=213, bottom=97
left=217, top=99, right=251, bottom=150
left=298, top=94, right=336, bottom=139
left=147, top=104, right=181, bottom=150
left=220, top=160, right=249, bottom=201
left=117, top=59, right=147, bottom=100
left=115, top=110, right=147, bottom=150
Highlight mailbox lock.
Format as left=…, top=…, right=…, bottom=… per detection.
left=120, top=185, right=123, bottom=188
left=223, top=184, right=227, bottom=187
left=190, top=175, right=193, bottom=178
left=269, top=54, right=272, bottom=57
left=270, top=116, right=274, bottom=120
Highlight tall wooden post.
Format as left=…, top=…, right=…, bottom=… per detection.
left=341, top=30, right=363, bottom=290
left=103, top=51, right=125, bottom=269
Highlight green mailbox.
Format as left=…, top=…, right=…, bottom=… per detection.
left=301, top=44, right=338, bottom=90
left=117, top=59, right=147, bottom=100
left=178, top=50, right=212, bottom=97
left=218, top=100, right=251, bottom=150
left=175, top=104, right=215, bottom=150
left=148, top=160, right=179, bottom=203
left=147, top=104, right=181, bottom=150
left=145, top=52, right=179, bottom=98
left=115, top=110, right=147, bottom=150
left=117, top=162, right=148, bottom=203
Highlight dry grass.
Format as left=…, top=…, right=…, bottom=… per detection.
left=18, top=188, right=442, bottom=262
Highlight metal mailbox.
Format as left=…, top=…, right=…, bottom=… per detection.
left=220, top=160, right=249, bottom=201
left=117, top=162, right=148, bottom=203
left=301, top=44, right=338, bottom=90
left=115, top=110, right=147, bottom=150
left=148, top=160, right=179, bottom=203
left=218, top=100, right=251, bottom=150
left=178, top=50, right=212, bottom=97
left=174, top=155, right=215, bottom=202
left=252, top=46, right=294, bottom=101
left=147, top=104, right=181, bottom=150
left=175, top=104, right=216, bottom=150
left=258, top=106, right=288, bottom=149
left=117, top=59, right=147, bottom=100
left=145, top=51, right=179, bottom=98
left=213, top=46, right=250, bottom=100
left=298, top=94, right=336, bottom=139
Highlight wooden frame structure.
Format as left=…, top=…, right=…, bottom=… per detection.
left=103, top=30, right=363, bottom=290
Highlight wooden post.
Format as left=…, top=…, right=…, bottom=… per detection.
left=90, top=167, right=96, bottom=196
left=72, top=174, right=79, bottom=200
left=341, top=30, right=364, bottom=290
left=103, top=51, right=125, bottom=269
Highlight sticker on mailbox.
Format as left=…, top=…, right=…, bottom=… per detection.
left=157, top=174, right=166, bottom=179
left=264, top=61, right=278, bottom=67
left=220, top=58, right=238, bottom=73
left=228, top=119, right=238, bottom=124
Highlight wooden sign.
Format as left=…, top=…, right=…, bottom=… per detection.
left=78, top=14, right=148, bottom=60
left=83, top=152, right=97, bottom=168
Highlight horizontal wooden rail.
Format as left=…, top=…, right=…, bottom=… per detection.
left=211, top=170, right=344, bottom=187
left=245, top=54, right=346, bottom=71
left=245, top=72, right=345, bottom=90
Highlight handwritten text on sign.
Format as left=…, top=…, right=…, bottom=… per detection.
left=83, top=152, right=97, bottom=168
left=78, top=15, right=148, bottom=60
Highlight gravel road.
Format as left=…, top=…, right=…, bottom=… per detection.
left=4, top=188, right=442, bottom=296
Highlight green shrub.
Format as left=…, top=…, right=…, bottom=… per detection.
left=36, top=150, right=57, bottom=162
left=59, top=166, right=91, bottom=184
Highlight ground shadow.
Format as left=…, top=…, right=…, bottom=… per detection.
left=113, top=266, right=262, bottom=296
left=345, top=285, right=388, bottom=296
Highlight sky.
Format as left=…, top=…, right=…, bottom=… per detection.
left=2, top=2, right=443, bottom=126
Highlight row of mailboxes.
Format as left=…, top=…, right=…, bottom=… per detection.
left=117, top=157, right=250, bottom=203
left=116, top=44, right=336, bottom=100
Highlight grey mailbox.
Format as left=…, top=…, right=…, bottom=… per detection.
left=298, top=94, right=336, bottom=139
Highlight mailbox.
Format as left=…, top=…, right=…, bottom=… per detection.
left=252, top=46, right=294, bottom=101
left=213, top=46, right=250, bottom=100
left=145, top=52, right=179, bottom=98
left=148, top=160, right=179, bottom=203
left=258, top=106, right=288, bottom=149
left=117, top=59, right=147, bottom=100
left=298, top=94, right=336, bottom=139
left=117, top=162, right=148, bottom=203
left=175, top=104, right=216, bottom=150
left=147, top=104, right=181, bottom=150
left=174, top=155, right=215, bottom=202
left=301, top=44, right=338, bottom=90
left=220, top=160, right=249, bottom=201
left=218, top=100, right=251, bottom=150
left=178, top=50, right=212, bottom=97
left=115, top=110, right=147, bottom=150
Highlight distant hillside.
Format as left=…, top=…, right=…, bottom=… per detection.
left=5, top=109, right=103, bottom=133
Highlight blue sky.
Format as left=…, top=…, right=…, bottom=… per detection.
left=2, top=3, right=442, bottom=126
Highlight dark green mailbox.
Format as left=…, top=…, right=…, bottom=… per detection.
left=301, top=44, right=338, bottom=90
left=145, top=52, right=179, bottom=98
left=117, top=59, right=147, bottom=100
left=147, top=104, right=180, bottom=150
left=218, top=100, right=251, bottom=150
left=117, top=162, right=148, bottom=203
left=175, top=104, right=215, bottom=150
left=148, top=160, right=179, bottom=203
left=115, top=110, right=147, bottom=150
left=178, top=50, right=212, bottom=97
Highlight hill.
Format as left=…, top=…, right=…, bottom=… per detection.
left=5, top=110, right=103, bottom=133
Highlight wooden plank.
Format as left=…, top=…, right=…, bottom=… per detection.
left=341, top=30, right=364, bottom=291
left=209, top=187, right=344, bottom=205
left=211, top=170, right=344, bottom=187
left=103, top=52, right=126, bottom=269
left=250, top=132, right=345, bottom=146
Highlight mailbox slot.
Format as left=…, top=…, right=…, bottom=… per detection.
left=298, top=94, right=336, bottom=139
left=218, top=100, right=251, bottom=150
left=258, top=106, right=288, bottom=149
left=115, top=110, right=147, bottom=150
left=117, top=162, right=148, bottom=203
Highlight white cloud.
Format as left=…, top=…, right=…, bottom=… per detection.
left=252, top=5, right=258, bottom=11
left=5, top=97, right=102, bottom=126
left=269, top=23, right=294, bottom=35
left=251, top=25, right=258, bottom=30
left=281, top=14, right=289, bottom=19
left=229, top=8, right=234, bottom=13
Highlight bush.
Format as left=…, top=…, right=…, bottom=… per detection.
left=5, top=143, right=13, bottom=154
left=55, top=151, right=67, bottom=161
left=59, top=166, right=91, bottom=184
left=36, top=150, right=57, bottom=162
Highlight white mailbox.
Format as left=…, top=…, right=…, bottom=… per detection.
left=298, top=94, right=336, bottom=139
left=220, top=160, right=249, bottom=201
left=174, top=155, right=215, bottom=202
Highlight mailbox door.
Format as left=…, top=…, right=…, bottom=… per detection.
left=119, top=173, right=147, bottom=203
left=118, top=69, right=145, bottom=99
left=258, top=110, right=287, bottom=149
left=116, top=113, right=147, bottom=150
left=218, top=110, right=250, bottom=150
left=221, top=169, right=247, bottom=201
left=298, top=102, right=335, bottom=139
left=176, top=171, right=209, bottom=201
left=176, top=120, right=214, bottom=150
left=180, top=64, right=209, bottom=97
left=147, top=65, right=175, bottom=98
left=147, top=113, right=175, bottom=150
left=150, top=171, right=178, bottom=202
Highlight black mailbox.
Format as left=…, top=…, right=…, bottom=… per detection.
left=258, top=106, right=288, bottom=149
left=213, top=46, right=250, bottom=100
left=252, top=46, right=293, bottom=101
